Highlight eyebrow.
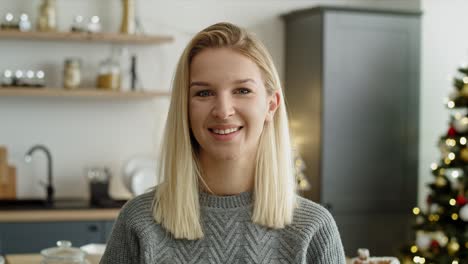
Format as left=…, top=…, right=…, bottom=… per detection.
left=189, top=78, right=256, bottom=88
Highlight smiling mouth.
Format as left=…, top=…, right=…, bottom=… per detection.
left=208, top=126, right=243, bottom=135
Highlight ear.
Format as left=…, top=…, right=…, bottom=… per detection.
left=266, top=90, right=280, bottom=123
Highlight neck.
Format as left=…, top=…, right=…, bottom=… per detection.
left=199, top=153, right=255, bottom=196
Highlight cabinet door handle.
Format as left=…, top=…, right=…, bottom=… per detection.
left=88, top=224, right=99, bottom=232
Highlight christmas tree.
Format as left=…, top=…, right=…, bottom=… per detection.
left=401, top=66, right=468, bottom=264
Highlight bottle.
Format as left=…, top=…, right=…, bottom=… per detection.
left=120, top=0, right=135, bottom=34
left=97, top=49, right=121, bottom=91
left=37, top=0, right=57, bottom=32
left=63, top=58, right=81, bottom=90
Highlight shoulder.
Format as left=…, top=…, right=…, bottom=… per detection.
left=288, top=195, right=338, bottom=241
left=117, top=190, right=156, bottom=231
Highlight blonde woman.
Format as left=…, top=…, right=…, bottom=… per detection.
left=101, top=22, right=346, bottom=263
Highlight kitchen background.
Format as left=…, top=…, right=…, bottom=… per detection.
left=2, top=0, right=468, bottom=260
left=0, top=0, right=420, bottom=200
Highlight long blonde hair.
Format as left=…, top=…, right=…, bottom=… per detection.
left=153, top=22, right=297, bottom=240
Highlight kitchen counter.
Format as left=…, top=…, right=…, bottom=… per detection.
left=0, top=208, right=120, bottom=222
left=5, top=254, right=101, bottom=264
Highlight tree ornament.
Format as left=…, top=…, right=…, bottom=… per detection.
left=445, top=168, right=464, bottom=188
left=447, top=238, right=460, bottom=255
left=456, top=195, right=467, bottom=206
left=433, top=231, right=449, bottom=247
left=435, top=176, right=447, bottom=187
left=416, top=231, right=431, bottom=250
left=460, top=148, right=468, bottom=162
left=430, top=239, right=440, bottom=249
left=459, top=204, right=468, bottom=221
left=448, top=126, right=457, bottom=137
left=454, top=117, right=468, bottom=133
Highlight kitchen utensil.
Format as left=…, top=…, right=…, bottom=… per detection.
left=41, top=240, right=88, bottom=264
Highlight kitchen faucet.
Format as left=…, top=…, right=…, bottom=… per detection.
left=25, top=144, right=54, bottom=205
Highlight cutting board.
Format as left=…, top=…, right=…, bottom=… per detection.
left=0, top=164, right=16, bottom=199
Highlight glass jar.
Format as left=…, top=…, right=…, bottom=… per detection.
left=41, top=240, right=87, bottom=264
left=63, top=58, right=81, bottom=90
left=37, top=0, right=57, bottom=32
left=97, top=51, right=121, bottom=91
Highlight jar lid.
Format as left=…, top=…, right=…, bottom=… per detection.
left=41, top=240, right=86, bottom=262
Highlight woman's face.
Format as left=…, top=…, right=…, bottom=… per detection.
left=189, top=48, right=279, bottom=162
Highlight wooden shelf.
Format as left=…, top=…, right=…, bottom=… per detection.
left=0, top=87, right=171, bottom=99
left=0, top=30, right=173, bottom=45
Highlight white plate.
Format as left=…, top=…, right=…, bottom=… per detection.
left=131, top=167, right=157, bottom=196
left=122, top=155, right=158, bottom=196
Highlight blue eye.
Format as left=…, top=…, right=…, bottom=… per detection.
left=196, top=90, right=213, bottom=97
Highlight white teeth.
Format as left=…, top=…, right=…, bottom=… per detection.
left=212, top=127, right=240, bottom=135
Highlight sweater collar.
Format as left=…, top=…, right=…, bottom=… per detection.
left=199, top=190, right=253, bottom=209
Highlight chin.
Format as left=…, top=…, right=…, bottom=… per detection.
left=212, top=151, right=240, bottom=161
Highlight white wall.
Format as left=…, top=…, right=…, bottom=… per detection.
left=418, top=0, right=468, bottom=208
left=0, top=0, right=419, bottom=200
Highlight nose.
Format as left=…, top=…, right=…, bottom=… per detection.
left=211, top=94, right=235, bottom=120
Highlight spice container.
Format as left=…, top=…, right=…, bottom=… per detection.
left=97, top=52, right=121, bottom=91
left=63, top=58, right=81, bottom=90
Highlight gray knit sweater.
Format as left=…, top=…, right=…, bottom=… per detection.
left=100, top=190, right=346, bottom=264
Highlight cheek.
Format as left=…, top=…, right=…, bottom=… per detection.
left=189, top=102, right=205, bottom=131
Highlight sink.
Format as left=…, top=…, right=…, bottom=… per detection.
left=0, top=198, right=127, bottom=210
left=0, top=199, right=50, bottom=210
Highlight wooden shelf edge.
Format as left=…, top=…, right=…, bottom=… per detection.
left=0, top=208, right=120, bottom=222
left=0, top=87, right=171, bottom=99
left=0, top=30, right=174, bottom=45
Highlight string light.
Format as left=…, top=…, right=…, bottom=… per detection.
left=452, top=213, right=459, bottom=220
left=431, top=163, right=438, bottom=170
left=451, top=170, right=461, bottom=178
left=449, top=152, right=456, bottom=160
left=450, top=199, right=457, bottom=206
left=410, top=245, right=418, bottom=253
left=461, top=137, right=467, bottom=145
left=413, top=207, right=421, bottom=215
left=446, top=139, right=456, bottom=146
left=448, top=101, right=455, bottom=108
left=413, top=256, right=426, bottom=263
left=429, top=214, right=440, bottom=222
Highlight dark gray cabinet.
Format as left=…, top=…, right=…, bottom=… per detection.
left=0, top=220, right=114, bottom=254
left=283, top=6, right=420, bottom=256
